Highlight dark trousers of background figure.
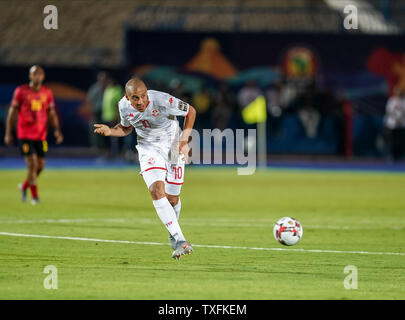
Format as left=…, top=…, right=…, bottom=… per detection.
left=89, top=119, right=109, bottom=151
left=123, top=133, right=137, bottom=162
left=104, top=121, right=120, bottom=159
left=387, top=128, right=405, bottom=161
left=109, top=136, right=119, bottom=159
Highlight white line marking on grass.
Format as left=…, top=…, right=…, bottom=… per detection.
left=0, top=218, right=403, bottom=230
left=0, top=231, right=165, bottom=246
left=0, top=218, right=127, bottom=224
left=0, top=231, right=404, bottom=257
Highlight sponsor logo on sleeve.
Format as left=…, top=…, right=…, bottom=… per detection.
left=178, top=101, right=188, bottom=112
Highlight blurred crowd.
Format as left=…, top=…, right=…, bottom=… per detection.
left=86, top=72, right=133, bottom=161
left=86, top=71, right=405, bottom=162
left=384, top=86, right=405, bottom=161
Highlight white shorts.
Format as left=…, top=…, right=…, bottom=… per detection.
left=138, top=146, right=185, bottom=196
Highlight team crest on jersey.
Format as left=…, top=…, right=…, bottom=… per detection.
left=147, top=157, right=156, bottom=165
left=152, top=109, right=160, bottom=117
left=169, top=98, right=173, bottom=105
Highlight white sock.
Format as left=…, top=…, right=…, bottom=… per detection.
left=173, top=198, right=181, bottom=220
left=153, top=197, right=185, bottom=242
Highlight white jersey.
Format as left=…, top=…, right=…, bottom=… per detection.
left=385, top=96, right=405, bottom=129
left=118, top=90, right=189, bottom=160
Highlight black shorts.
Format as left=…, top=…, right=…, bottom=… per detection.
left=19, top=140, right=48, bottom=158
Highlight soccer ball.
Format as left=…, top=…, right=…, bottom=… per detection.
left=273, top=217, right=303, bottom=246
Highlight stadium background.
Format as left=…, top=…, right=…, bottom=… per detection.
left=1, top=0, right=404, bottom=164
left=1, top=0, right=405, bottom=303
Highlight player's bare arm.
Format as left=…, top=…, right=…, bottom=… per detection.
left=179, top=105, right=196, bottom=157
left=94, top=123, right=133, bottom=137
left=4, top=106, right=19, bottom=146
left=47, top=108, right=64, bottom=144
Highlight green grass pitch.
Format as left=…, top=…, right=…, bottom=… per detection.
left=0, top=166, right=404, bottom=299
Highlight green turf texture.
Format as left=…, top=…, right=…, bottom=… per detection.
left=0, top=167, right=404, bottom=299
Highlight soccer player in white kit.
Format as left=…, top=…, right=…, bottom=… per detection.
left=94, top=78, right=196, bottom=259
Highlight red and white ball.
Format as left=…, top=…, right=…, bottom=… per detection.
left=273, top=217, right=303, bottom=246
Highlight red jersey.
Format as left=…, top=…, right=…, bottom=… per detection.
left=11, top=84, right=55, bottom=141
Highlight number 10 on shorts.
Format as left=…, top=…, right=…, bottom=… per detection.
left=173, top=166, right=182, bottom=180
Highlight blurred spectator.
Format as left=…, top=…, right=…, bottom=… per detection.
left=296, top=80, right=320, bottom=138
left=319, top=86, right=343, bottom=116
left=384, top=86, right=405, bottom=161
left=265, top=82, right=282, bottom=117
left=279, top=79, right=298, bottom=112
left=237, top=80, right=261, bottom=111
left=169, top=78, right=191, bottom=103
left=341, top=98, right=353, bottom=158
left=264, top=83, right=284, bottom=138
left=192, top=85, right=212, bottom=129
left=192, top=86, right=212, bottom=115
left=211, top=82, right=235, bottom=130
left=101, top=77, right=124, bottom=159
left=87, top=71, right=108, bottom=151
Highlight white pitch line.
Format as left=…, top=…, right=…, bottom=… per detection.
left=0, top=231, right=166, bottom=246
left=0, top=218, right=403, bottom=230
left=0, top=218, right=127, bottom=224
left=0, top=231, right=404, bottom=257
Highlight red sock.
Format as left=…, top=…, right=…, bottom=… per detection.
left=30, top=185, right=38, bottom=199
left=22, top=180, right=30, bottom=190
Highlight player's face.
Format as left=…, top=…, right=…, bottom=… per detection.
left=127, top=86, right=149, bottom=112
left=29, top=67, right=45, bottom=86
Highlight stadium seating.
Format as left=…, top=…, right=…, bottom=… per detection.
left=4, top=0, right=404, bottom=67
left=128, top=0, right=341, bottom=33
left=0, top=0, right=137, bottom=67
left=367, top=0, right=405, bottom=31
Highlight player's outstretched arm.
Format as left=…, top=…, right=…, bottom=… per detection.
left=4, top=106, right=19, bottom=146
left=94, top=123, right=133, bottom=137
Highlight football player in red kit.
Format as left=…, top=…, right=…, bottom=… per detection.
left=4, top=65, right=63, bottom=204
